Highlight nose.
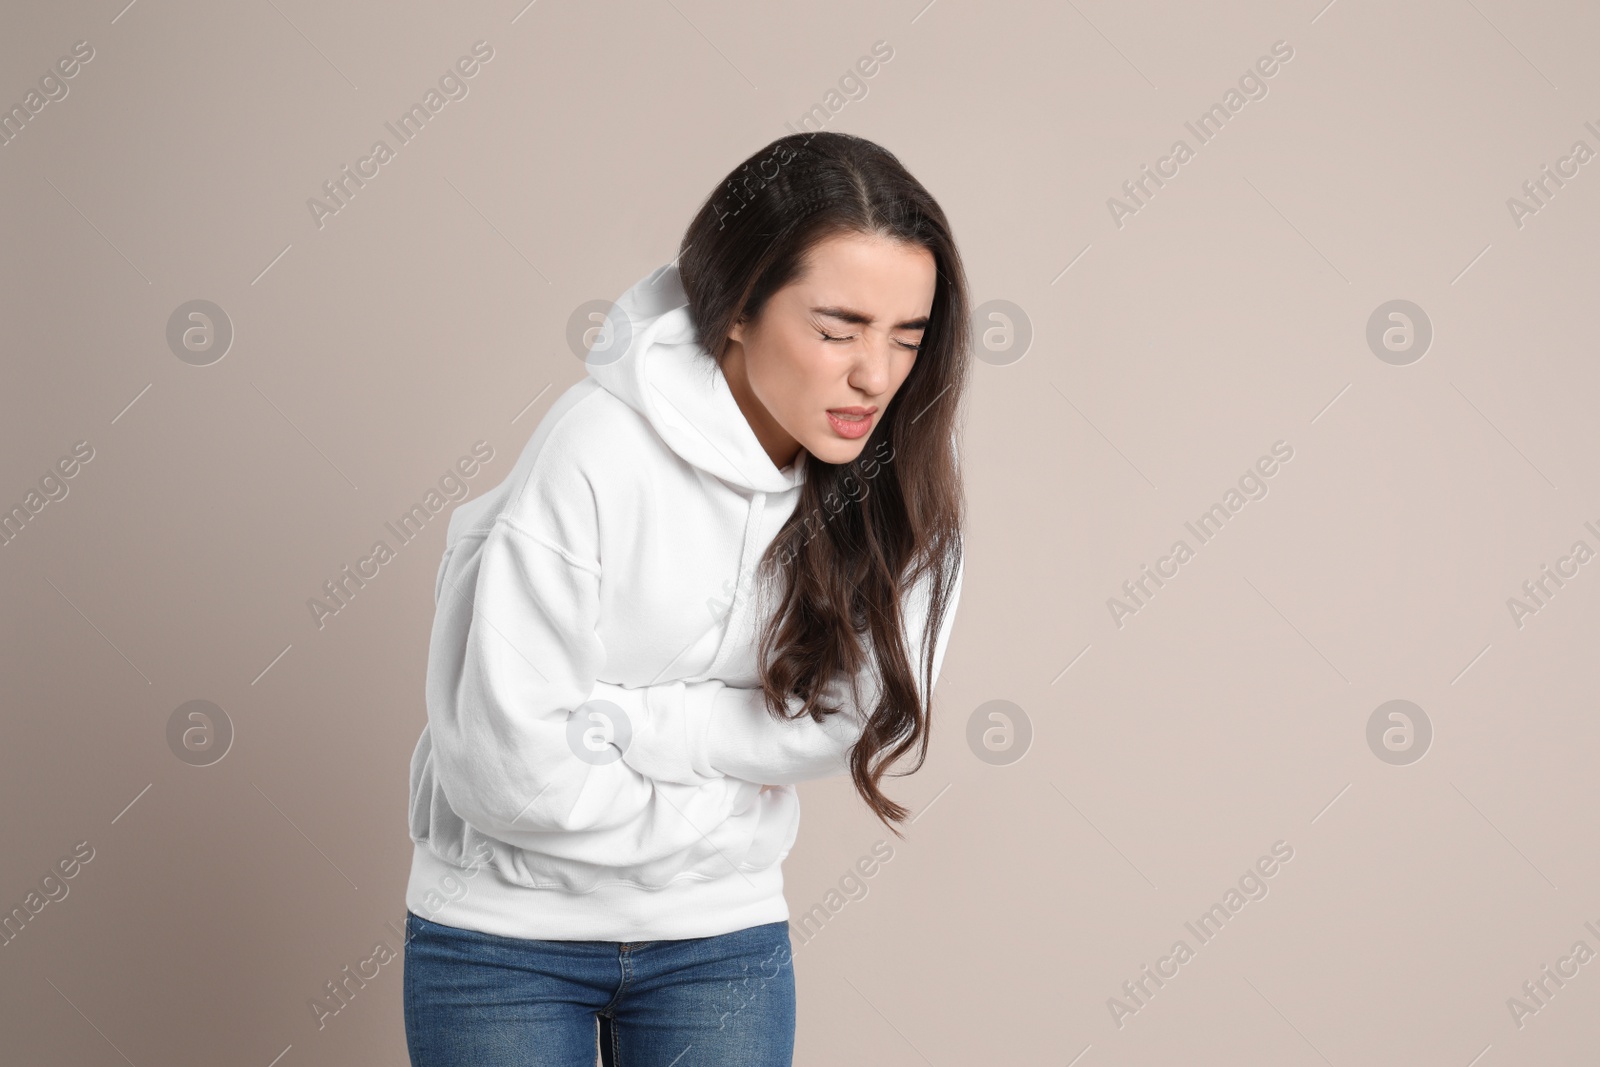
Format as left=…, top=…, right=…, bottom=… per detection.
left=846, top=331, right=895, bottom=396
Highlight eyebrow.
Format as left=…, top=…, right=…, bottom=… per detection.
left=811, top=306, right=929, bottom=331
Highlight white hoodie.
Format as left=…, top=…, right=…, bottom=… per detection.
left=404, top=261, right=965, bottom=941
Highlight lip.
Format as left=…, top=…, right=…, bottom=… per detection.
left=826, top=408, right=875, bottom=439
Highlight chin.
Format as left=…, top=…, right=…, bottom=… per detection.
left=803, top=436, right=871, bottom=467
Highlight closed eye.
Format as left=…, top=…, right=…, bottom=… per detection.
left=820, top=330, right=921, bottom=352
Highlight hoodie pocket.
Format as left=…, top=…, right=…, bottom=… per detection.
left=411, top=721, right=779, bottom=892
left=490, top=777, right=772, bottom=892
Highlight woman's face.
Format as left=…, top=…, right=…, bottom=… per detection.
left=723, top=231, right=937, bottom=470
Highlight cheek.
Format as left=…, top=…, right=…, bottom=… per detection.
left=888, top=355, right=918, bottom=395
left=753, top=340, right=826, bottom=413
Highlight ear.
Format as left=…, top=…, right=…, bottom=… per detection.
left=728, top=315, right=747, bottom=345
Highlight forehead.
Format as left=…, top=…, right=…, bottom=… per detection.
left=784, top=232, right=937, bottom=313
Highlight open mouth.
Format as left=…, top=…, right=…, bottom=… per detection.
left=826, top=409, right=875, bottom=439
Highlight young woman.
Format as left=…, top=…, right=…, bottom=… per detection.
left=402, top=130, right=970, bottom=1067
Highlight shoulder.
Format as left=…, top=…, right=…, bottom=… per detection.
left=495, top=377, right=665, bottom=541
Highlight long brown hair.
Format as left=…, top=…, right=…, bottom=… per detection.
left=678, top=131, right=969, bottom=833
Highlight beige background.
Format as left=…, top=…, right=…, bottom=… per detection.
left=4, top=0, right=1599, bottom=1063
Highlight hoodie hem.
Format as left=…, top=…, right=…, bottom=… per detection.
left=404, top=840, right=790, bottom=942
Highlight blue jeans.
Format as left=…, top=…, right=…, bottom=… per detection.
left=403, top=911, right=796, bottom=1066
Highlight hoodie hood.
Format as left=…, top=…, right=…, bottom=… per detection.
left=585, top=261, right=806, bottom=495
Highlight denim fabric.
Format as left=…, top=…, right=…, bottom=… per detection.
left=403, top=911, right=795, bottom=1066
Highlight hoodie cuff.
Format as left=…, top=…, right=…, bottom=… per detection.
left=585, top=680, right=649, bottom=747
left=591, top=679, right=721, bottom=786
left=681, top=681, right=720, bottom=780
left=700, top=682, right=859, bottom=786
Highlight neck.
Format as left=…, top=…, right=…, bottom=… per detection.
left=719, top=345, right=801, bottom=470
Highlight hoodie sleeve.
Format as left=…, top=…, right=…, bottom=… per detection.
left=425, top=511, right=717, bottom=841
left=618, top=544, right=965, bottom=788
